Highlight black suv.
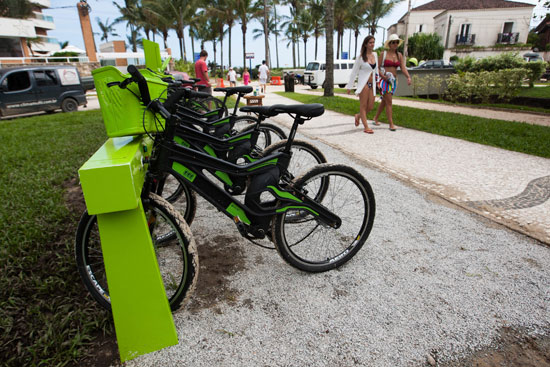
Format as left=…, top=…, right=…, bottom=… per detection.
left=0, top=65, right=87, bottom=117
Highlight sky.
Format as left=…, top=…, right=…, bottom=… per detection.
left=44, top=0, right=545, bottom=68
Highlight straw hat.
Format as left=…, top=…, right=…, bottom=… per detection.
left=384, top=34, right=404, bottom=48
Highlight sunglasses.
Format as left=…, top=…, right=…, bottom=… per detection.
left=389, top=41, right=400, bottom=45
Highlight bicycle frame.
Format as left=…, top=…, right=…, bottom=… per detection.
left=145, top=114, right=341, bottom=238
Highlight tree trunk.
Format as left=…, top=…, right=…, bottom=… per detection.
left=315, top=35, right=318, bottom=60
left=190, top=29, right=195, bottom=61
left=177, top=29, right=184, bottom=59
left=263, top=0, right=269, bottom=66
left=324, top=0, right=334, bottom=96
left=274, top=7, right=280, bottom=68
left=304, top=39, right=307, bottom=67
left=228, top=25, right=232, bottom=68
left=242, top=23, right=247, bottom=70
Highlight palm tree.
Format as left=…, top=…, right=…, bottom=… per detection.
left=297, top=10, right=314, bottom=67
left=324, top=0, right=334, bottom=96
left=235, top=0, right=263, bottom=68
left=143, top=0, right=174, bottom=49
left=365, top=0, right=398, bottom=36
left=307, top=0, right=324, bottom=60
left=348, top=0, right=369, bottom=58
left=333, top=0, right=354, bottom=59
left=95, top=17, right=120, bottom=42
left=282, top=8, right=300, bottom=67
left=168, top=0, right=194, bottom=61
left=252, top=16, right=278, bottom=67
left=113, top=0, right=141, bottom=52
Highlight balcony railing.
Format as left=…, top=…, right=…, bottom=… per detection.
left=497, top=32, right=519, bottom=44
left=455, top=34, right=476, bottom=46
left=34, top=13, right=54, bottom=22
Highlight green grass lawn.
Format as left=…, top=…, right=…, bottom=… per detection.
left=0, top=110, right=113, bottom=366
left=517, top=86, right=550, bottom=99
left=276, top=92, right=550, bottom=159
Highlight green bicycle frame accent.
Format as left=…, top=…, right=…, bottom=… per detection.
left=79, top=136, right=178, bottom=363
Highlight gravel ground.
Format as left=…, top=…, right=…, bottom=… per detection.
left=125, top=128, right=550, bottom=367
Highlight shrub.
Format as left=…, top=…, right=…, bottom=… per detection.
left=445, top=68, right=526, bottom=103
left=523, top=61, right=546, bottom=87
left=407, top=33, right=444, bottom=61
left=173, top=59, right=194, bottom=75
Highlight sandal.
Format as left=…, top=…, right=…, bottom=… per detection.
left=364, top=129, right=374, bottom=134
left=374, top=121, right=381, bottom=126
left=354, top=114, right=360, bottom=127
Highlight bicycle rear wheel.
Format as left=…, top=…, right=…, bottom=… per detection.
left=272, top=164, right=375, bottom=272
left=75, top=193, right=198, bottom=312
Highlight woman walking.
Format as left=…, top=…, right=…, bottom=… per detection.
left=346, top=35, right=379, bottom=134
left=373, top=34, right=412, bottom=131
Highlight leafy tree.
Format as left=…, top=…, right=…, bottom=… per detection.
left=236, top=0, right=263, bottom=68
left=0, top=0, right=36, bottom=18
left=407, top=32, right=444, bottom=60
left=95, top=17, right=120, bottom=42
left=282, top=8, right=300, bottom=67
left=143, top=0, right=175, bottom=49
left=334, top=0, right=354, bottom=58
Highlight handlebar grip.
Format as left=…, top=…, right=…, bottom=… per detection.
left=127, top=65, right=151, bottom=105
left=164, top=88, right=188, bottom=113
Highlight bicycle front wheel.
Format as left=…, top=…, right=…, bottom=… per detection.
left=75, top=193, right=199, bottom=312
left=272, top=164, right=375, bottom=272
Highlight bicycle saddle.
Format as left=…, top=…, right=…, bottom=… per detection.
left=239, top=105, right=279, bottom=117
left=271, top=104, right=325, bottom=118
left=214, top=86, right=253, bottom=95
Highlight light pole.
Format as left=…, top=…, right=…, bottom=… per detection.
left=376, top=25, right=386, bottom=45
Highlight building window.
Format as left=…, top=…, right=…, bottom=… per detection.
left=503, top=22, right=514, bottom=34
left=416, top=24, right=424, bottom=33
left=460, top=24, right=472, bottom=38
left=33, top=70, right=58, bottom=87
left=0, top=38, right=24, bottom=57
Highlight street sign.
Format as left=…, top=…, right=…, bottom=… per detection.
left=245, top=52, right=254, bottom=59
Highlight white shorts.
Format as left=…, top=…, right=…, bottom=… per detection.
left=259, top=77, right=267, bottom=84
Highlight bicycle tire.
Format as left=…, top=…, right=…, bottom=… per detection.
left=272, top=164, right=375, bottom=272
left=261, top=139, right=327, bottom=179
left=159, top=172, right=197, bottom=225
left=75, top=193, right=199, bottom=312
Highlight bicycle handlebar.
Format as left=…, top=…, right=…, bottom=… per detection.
left=127, top=65, right=151, bottom=106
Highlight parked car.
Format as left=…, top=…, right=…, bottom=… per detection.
left=413, top=60, right=454, bottom=69
left=523, top=52, right=543, bottom=62
left=0, top=65, right=87, bottom=117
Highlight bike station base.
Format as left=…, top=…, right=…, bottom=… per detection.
left=79, top=136, right=178, bottom=363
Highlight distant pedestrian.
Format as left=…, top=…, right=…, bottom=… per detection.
left=243, top=68, right=250, bottom=85
left=228, top=67, right=237, bottom=87
left=346, top=35, right=379, bottom=134
left=373, top=34, right=412, bottom=131
left=194, top=50, right=211, bottom=95
left=258, top=60, right=269, bottom=93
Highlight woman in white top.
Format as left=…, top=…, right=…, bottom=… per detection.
left=346, top=35, right=378, bottom=134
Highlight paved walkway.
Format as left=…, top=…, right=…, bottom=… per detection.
left=249, top=84, right=550, bottom=244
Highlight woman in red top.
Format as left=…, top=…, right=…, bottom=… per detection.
left=373, top=34, right=411, bottom=131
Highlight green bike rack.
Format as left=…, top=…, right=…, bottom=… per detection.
left=78, top=135, right=178, bottom=362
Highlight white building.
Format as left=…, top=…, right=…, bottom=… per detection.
left=0, top=0, right=60, bottom=59
left=388, top=0, right=536, bottom=61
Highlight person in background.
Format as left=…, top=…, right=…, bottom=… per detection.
left=373, top=34, right=412, bottom=131
left=194, top=49, right=211, bottom=95
left=258, top=60, right=269, bottom=93
left=345, top=35, right=379, bottom=134
left=243, top=68, right=250, bottom=86
left=228, top=67, right=237, bottom=87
